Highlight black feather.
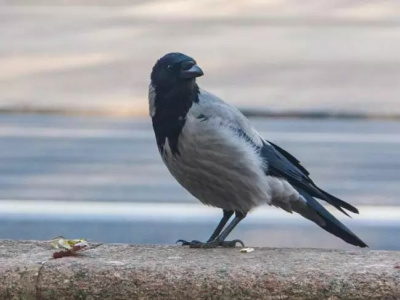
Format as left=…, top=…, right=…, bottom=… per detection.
left=267, top=141, right=310, bottom=176
left=262, top=140, right=358, bottom=216
left=317, top=188, right=359, bottom=214
left=152, top=83, right=199, bottom=155
left=296, top=188, right=368, bottom=248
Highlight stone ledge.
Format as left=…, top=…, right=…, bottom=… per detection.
left=1, top=240, right=400, bottom=299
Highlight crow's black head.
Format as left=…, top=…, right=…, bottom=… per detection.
left=150, top=53, right=204, bottom=155
left=151, top=52, right=203, bottom=90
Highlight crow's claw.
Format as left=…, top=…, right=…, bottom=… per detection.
left=177, top=239, right=245, bottom=248
left=181, top=240, right=217, bottom=248
left=176, top=239, right=202, bottom=246
left=176, top=239, right=190, bottom=246
left=219, top=239, right=245, bottom=248
left=176, top=240, right=218, bottom=248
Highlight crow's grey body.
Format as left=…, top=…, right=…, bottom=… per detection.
left=149, top=52, right=367, bottom=248
left=153, top=88, right=313, bottom=218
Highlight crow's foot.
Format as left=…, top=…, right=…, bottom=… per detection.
left=176, top=239, right=202, bottom=246
left=219, top=239, right=245, bottom=248
left=176, top=239, right=244, bottom=248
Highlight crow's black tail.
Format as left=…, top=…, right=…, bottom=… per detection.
left=316, top=187, right=359, bottom=215
left=296, top=188, right=368, bottom=248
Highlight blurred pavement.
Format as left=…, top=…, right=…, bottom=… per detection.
left=1, top=1, right=400, bottom=116
left=1, top=114, right=399, bottom=206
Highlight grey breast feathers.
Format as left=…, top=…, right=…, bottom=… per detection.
left=161, top=89, right=272, bottom=213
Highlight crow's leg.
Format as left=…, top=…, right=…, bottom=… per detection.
left=201, top=211, right=246, bottom=248
left=207, top=210, right=234, bottom=242
left=182, top=211, right=247, bottom=249
left=177, top=210, right=233, bottom=246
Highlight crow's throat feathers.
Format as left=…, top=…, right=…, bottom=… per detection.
left=151, top=81, right=200, bottom=155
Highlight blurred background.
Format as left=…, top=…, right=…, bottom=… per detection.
left=1, top=0, right=400, bottom=250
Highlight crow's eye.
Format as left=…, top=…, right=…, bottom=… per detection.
left=166, top=65, right=173, bottom=71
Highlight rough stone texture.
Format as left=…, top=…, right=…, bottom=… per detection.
left=0, top=240, right=49, bottom=300
left=1, top=240, right=400, bottom=299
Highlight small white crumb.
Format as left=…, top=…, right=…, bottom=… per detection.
left=240, top=247, right=255, bottom=253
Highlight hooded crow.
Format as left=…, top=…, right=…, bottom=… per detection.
left=149, top=52, right=368, bottom=248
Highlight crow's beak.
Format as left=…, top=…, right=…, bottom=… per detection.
left=180, top=61, right=204, bottom=79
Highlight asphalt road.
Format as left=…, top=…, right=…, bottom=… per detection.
left=0, top=114, right=399, bottom=250
left=1, top=114, right=399, bottom=206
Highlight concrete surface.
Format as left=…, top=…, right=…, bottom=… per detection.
left=1, top=1, right=400, bottom=116
left=1, top=240, right=400, bottom=299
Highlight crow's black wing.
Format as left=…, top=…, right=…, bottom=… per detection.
left=261, top=140, right=359, bottom=215
left=267, top=141, right=311, bottom=177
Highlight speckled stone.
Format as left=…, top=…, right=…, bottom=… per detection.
left=1, top=240, right=400, bottom=299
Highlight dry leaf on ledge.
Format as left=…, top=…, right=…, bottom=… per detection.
left=50, top=236, right=89, bottom=259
